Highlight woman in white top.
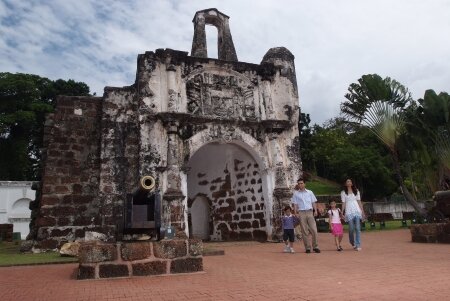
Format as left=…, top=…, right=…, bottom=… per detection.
left=341, top=179, right=365, bottom=251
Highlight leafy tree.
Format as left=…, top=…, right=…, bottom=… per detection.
left=298, top=112, right=315, bottom=171
left=306, top=119, right=396, bottom=200
left=407, top=90, right=450, bottom=191
left=341, top=74, right=426, bottom=215
left=0, top=72, right=90, bottom=180
left=342, top=74, right=411, bottom=122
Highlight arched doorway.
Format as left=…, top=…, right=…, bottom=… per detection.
left=187, top=141, right=269, bottom=241
left=190, top=196, right=210, bottom=240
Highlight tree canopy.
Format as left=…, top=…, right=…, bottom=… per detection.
left=0, top=72, right=90, bottom=181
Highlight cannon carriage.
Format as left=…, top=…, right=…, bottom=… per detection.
left=116, top=176, right=162, bottom=241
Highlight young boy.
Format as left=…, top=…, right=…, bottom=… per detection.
left=282, top=206, right=297, bottom=253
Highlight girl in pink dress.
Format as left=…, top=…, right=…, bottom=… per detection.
left=328, top=200, right=344, bottom=251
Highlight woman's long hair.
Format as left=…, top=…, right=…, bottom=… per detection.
left=343, top=179, right=358, bottom=196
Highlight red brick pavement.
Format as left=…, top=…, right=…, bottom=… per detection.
left=1, top=229, right=449, bottom=301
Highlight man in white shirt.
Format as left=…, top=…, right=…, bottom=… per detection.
left=291, top=178, right=320, bottom=253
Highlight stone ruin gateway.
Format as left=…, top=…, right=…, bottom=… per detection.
left=28, top=8, right=302, bottom=251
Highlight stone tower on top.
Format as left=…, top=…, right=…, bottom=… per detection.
left=191, top=8, right=238, bottom=61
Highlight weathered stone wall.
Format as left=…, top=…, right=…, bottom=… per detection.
left=30, top=96, right=103, bottom=249
left=31, top=9, right=303, bottom=245
left=98, top=87, right=141, bottom=238
left=187, top=143, right=267, bottom=241
left=78, top=239, right=203, bottom=279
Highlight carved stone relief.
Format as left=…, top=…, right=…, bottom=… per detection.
left=186, top=72, right=256, bottom=120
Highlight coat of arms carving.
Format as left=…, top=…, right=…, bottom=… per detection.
left=186, top=72, right=256, bottom=120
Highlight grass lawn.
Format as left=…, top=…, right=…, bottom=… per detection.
left=307, top=180, right=340, bottom=195
left=343, top=220, right=409, bottom=232
left=0, top=241, right=77, bottom=267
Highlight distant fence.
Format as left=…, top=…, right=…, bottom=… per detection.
left=316, top=195, right=427, bottom=219
left=364, top=202, right=426, bottom=219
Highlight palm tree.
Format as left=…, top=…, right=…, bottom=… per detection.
left=341, top=74, right=426, bottom=215
left=416, top=90, right=450, bottom=190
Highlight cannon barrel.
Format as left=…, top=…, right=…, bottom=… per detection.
left=132, top=175, right=156, bottom=199
left=120, top=175, right=162, bottom=240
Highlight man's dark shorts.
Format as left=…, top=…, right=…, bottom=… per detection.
left=283, top=229, right=295, bottom=242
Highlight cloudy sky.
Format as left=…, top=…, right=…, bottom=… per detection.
left=1, top=0, right=449, bottom=125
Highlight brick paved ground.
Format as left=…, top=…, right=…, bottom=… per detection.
left=1, top=229, right=449, bottom=301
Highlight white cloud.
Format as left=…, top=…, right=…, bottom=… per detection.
left=1, top=0, right=450, bottom=124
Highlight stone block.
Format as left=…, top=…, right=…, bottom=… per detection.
left=238, top=231, right=252, bottom=240
left=60, top=241, right=81, bottom=257
left=75, top=228, right=86, bottom=239
left=38, top=239, right=58, bottom=249
left=121, top=242, right=152, bottom=261
left=238, top=221, right=251, bottom=229
left=57, top=217, right=71, bottom=226
left=132, top=261, right=167, bottom=276
left=72, top=184, right=83, bottom=194
left=412, top=234, right=436, bottom=243
left=50, top=228, right=72, bottom=237
left=78, top=265, right=95, bottom=280
left=188, top=239, right=203, bottom=256
left=153, top=240, right=187, bottom=259
left=410, top=225, right=420, bottom=235
left=54, top=185, right=70, bottom=194
left=170, top=258, right=203, bottom=274
left=437, top=234, right=450, bottom=244
left=73, top=216, right=93, bottom=226
left=61, top=195, right=73, bottom=204
left=41, top=196, right=60, bottom=206
left=73, top=195, right=95, bottom=204
left=20, top=240, right=34, bottom=253
left=443, top=223, right=450, bottom=234
left=411, top=223, right=446, bottom=238
left=99, top=264, right=129, bottom=278
left=223, top=213, right=232, bottom=221
left=36, top=217, right=56, bottom=227
left=229, top=231, right=238, bottom=240
left=420, top=224, right=439, bottom=235
left=52, top=205, right=77, bottom=216
left=79, top=242, right=117, bottom=263
left=253, top=229, right=267, bottom=241
left=241, top=213, right=252, bottom=219
left=254, top=212, right=264, bottom=219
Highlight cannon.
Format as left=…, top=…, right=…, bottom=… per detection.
left=117, top=176, right=162, bottom=240
left=429, top=190, right=450, bottom=221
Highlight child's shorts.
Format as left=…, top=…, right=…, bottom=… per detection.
left=283, top=229, right=295, bottom=242
left=331, top=223, right=343, bottom=236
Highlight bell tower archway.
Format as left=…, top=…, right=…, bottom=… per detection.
left=191, top=8, right=238, bottom=61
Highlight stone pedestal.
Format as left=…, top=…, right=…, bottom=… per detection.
left=77, top=239, right=203, bottom=279
left=410, top=222, right=450, bottom=243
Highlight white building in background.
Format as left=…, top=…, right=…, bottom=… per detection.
left=0, top=181, right=34, bottom=239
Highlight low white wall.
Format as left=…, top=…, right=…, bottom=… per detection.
left=366, top=202, right=426, bottom=219
left=0, top=181, right=34, bottom=239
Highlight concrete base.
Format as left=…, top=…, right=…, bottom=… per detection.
left=77, top=239, right=203, bottom=279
